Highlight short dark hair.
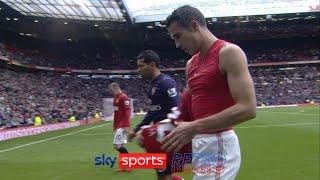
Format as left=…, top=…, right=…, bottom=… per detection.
left=136, top=50, right=160, bottom=68
left=166, top=5, right=206, bottom=29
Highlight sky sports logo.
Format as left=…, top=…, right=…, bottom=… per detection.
left=94, top=154, right=117, bottom=168
left=119, top=153, right=166, bottom=169
left=94, top=153, right=225, bottom=172
left=95, top=153, right=166, bottom=169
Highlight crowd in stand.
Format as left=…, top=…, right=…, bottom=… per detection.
left=245, top=48, right=320, bottom=63
left=0, top=63, right=319, bottom=129
left=0, top=39, right=319, bottom=70
left=212, top=22, right=319, bottom=41
left=251, top=65, right=319, bottom=106
left=0, top=69, right=103, bottom=129
left=0, top=42, right=136, bottom=70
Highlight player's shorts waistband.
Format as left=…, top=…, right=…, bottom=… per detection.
left=199, top=127, right=233, bottom=135
left=195, top=129, right=234, bottom=138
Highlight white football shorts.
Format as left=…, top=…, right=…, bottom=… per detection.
left=113, top=128, right=128, bottom=145
left=192, top=130, right=241, bottom=180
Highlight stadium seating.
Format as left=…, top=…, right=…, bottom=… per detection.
left=0, top=64, right=318, bottom=129
left=0, top=39, right=319, bottom=69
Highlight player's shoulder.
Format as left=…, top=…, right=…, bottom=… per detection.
left=188, top=53, right=199, bottom=64
left=186, top=57, right=194, bottom=73
left=160, top=73, right=174, bottom=80
left=219, top=43, right=244, bottom=58
left=158, top=74, right=177, bottom=86
left=119, top=93, right=129, bottom=100
left=121, top=92, right=128, bottom=97
left=219, top=43, right=247, bottom=73
left=186, top=58, right=193, bottom=66
left=186, top=52, right=200, bottom=72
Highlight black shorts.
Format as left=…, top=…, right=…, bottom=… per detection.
left=156, top=153, right=189, bottom=176
left=156, top=164, right=172, bottom=176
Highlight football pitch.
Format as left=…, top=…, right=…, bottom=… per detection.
left=0, top=106, right=319, bottom=180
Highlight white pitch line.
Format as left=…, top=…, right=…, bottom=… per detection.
left=237, top=122, right=320, bottom=129
left=257, top=111, right=319, bottom=116
left=0, top=122, right=111, bottom=153
left=78, top=122, right=320, bottom=136
left=77, top=132, right=113, bottom=136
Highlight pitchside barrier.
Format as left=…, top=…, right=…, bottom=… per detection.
left=0, top=117, right=101, bottom=142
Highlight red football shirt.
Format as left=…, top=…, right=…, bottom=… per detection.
left=113, top=93, right=131, bottom=130
left=187, top=39, right=235, bottom=131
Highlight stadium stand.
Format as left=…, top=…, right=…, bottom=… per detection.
left=0, top=63, right=318, bottom=129
left=0, top=40, right=319, bottom=69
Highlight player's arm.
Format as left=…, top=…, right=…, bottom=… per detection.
left=121, top=96, right=131, bottom=133
left=133, top=111, right=154, bottom=133
left=128, top=110, right=154, bottom=142
left=122, top=97, right=131, bottom=122
left=163, top=79, right=180, bottom=108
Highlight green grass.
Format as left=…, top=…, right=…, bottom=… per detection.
left=0, top=106, right=319, bottom=180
